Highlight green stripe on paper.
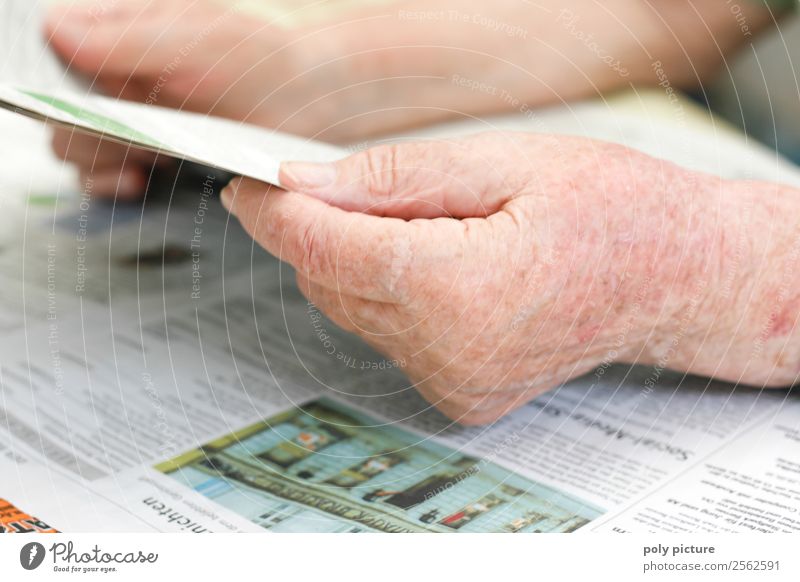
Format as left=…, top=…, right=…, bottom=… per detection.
left=21, top=90, right=164, bottom=149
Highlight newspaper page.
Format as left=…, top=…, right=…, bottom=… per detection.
left=591, top=399, right=800, bottom=534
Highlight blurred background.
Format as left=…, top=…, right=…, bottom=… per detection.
left=711, top=14, right=800, bottom=164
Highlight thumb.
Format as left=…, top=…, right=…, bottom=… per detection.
left=279, top=137, right=518, bottom=219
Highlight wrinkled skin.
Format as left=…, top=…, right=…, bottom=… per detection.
left=222, top=132, right=800, bottom=424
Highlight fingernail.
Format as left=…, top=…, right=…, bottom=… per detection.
left=220, top=186, right=233, bottom=212
left=280, top=161, right=337, bottom=191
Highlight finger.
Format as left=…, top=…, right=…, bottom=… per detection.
left=51, top=130, right=156, bottom=166
left=278, top=136, right=522, bottom=219
left=222, top=177, right=421, bottom=304
left=296, top=274, right=401, bottom=337
left=295, top=274, right=356, bottom=334
left=45, top=0, right=196, bottom=77
left=52, top=130, right=157, bottom=198
left=80, top=166, right=148, bottom=200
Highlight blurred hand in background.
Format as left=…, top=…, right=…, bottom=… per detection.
left=45, top=0, right=779, bottom=197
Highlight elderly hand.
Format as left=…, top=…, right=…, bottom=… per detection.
left=221, top=132, right=800, bottom=425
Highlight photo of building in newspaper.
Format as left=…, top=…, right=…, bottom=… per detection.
left=156, top=398, right=602, bottom=532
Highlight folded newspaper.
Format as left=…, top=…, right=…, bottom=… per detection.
left=0, top=84, right=346, bottom=187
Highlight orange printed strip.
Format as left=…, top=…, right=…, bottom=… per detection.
left=0, top=498, right=58, bottom=533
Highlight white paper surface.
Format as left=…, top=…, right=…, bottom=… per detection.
left=0, top=84, right=346, bottom=187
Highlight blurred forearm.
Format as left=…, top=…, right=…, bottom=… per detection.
left=311, top=0, right=780, bottom=136
left=640, top=0, right=780, bottom=89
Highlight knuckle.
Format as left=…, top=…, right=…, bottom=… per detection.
left=246, top=187, right=278, bottom=238
left=359, top=144, right=401, bottom=201
left=376, top=220, right=436, bottom=304
left=420, top=375, right=513, bottom=426
left=381, top=229, right=413, bottom=303
left=439, top=398, right=483, bottom=425
left=457, top=408, right=502, bottom=427
left=441, top=393, right=505, bottom=426
left=296, top=219, right=327, bottom=278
